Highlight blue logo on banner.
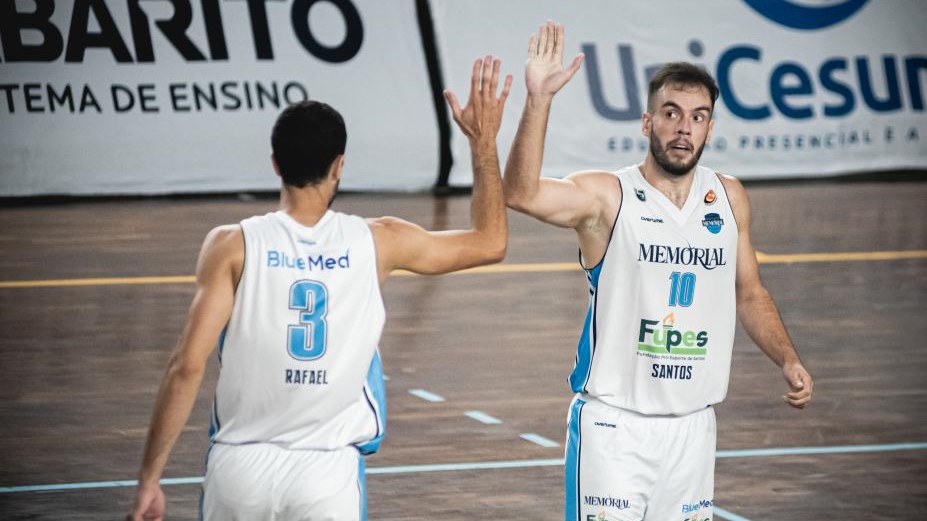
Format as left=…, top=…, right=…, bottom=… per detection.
left=743, top=0, right=870, bottom=30
left=702, top=213, right=724, bottom=234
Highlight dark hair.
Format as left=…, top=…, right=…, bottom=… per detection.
left=271, top=101, right=346, bottom=187
left=647, top=62, right=719, bottom=112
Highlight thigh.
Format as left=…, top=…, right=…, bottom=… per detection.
left=565, top=397, right=659, bottom=521
left=202, top=443, right=275, bottom=521
left=646, top=407, right=717, bottom=521
left=202, top=444, right=365, bottom=521
left=278, top=446, right=365, bottom=521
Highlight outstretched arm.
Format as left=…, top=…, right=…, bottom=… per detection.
left=722, top=175, right=813, bottom=409
left=370, top=56, right=510, bottom=280
left=503, top=21, right=597, bottom=229
left=127, top=226, right=242, bottom=521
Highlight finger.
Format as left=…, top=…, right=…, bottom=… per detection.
left=565, top=53, right=585, bottom=80
left=545, top=20, right=556, bottom=56
left=527, top=34, right=538, bottom=57
left=553, top=23, right=564, bottom=59
left=499, top=74, right=513, bottom=104
left=469, top=57, right=481, bottom=100
left=538, top=23, right=549, bottom=57
left=476, top=55, right=491, bottom=107
left=488, top=58, right=501, bottom=98
left=443, top=89, right=462, bottom=120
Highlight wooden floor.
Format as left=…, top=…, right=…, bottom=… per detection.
left=0, top=177, right=925, bottom=520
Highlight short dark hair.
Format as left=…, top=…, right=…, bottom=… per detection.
left=647, top=62, right=719, bottom=113
left=271, top=101, right=346, bottom=188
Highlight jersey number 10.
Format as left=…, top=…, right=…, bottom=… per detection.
left=668, top=271, right=696, bottom=307
left=287, top=280, right=329, bottom=360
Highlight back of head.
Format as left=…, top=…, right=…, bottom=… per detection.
left=647, top=62, right=719, bottom=113
left=271, top=101, right=346, bottom=188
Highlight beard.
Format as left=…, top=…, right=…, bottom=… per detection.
left=650, top=133, right=706, bottom=177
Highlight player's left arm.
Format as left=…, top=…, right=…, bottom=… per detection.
left=721, top=174, right=814, bottom=409
left=128, top=225, right=242, bottom=521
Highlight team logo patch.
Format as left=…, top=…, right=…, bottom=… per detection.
left=701, top=213, right=724, bottom=234
left=704, top=189, right=716, bottom=205
left=635, top=188, right=646, bottom=202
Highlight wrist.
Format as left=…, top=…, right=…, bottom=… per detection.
left=525, top=93, right=555, bottom=107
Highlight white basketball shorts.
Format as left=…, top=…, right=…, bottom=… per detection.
left=565, top=395, right=716, bottom=521
left=202, top=443, right=366, bottom=521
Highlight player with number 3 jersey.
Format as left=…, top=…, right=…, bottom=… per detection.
left=128, top=55, right=513, bottom=521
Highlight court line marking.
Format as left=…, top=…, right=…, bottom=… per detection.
left=464, top=410, right=502, bottom=425
left=1, top=249, right=925, bottom=289
left=2, top=441, right=925, bottom=495
left=519, top=433, right=560, bottom=448
left=715, top=507, right=754, bottom=521
left=407, top=389, right=445, bottom=403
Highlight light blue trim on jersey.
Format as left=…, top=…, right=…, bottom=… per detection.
left=357, top=451, right=368, bottom=521
left=355, top=349, right=386, bottom=455
left=569, top=263, right=603, bottom=393
left=564, top=397, right=586, bottom=521
left=208, top=326, right=227, bottom=440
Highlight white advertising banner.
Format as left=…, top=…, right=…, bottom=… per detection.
left=0, top=0, right=438, bottom=196
left=433, top=0, right=927, bottom=185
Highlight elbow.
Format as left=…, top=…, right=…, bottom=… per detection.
left=165, top=352, right=207, bottom=384
left=504, top=191, right=530, bottom=213
left=486, top=243, right=507, bottom=264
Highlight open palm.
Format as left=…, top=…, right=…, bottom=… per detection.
left=525, top=21, right=584, bottom=97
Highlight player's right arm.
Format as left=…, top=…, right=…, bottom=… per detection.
left=370, top=55, right=511, bottom=281
left=127, top=225, right=242, bottom=521
left=503, top=21, right=604, bottom=230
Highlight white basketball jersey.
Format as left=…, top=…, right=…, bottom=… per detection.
left=570, top=165, right=738, bottom=415
left=210, top=210, right=386, bottom=453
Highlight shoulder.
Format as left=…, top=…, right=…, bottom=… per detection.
left=715, top=172, right=751, bottom=225
left=198, top=224, right=244, bottom=272
left=566, top=169, right=624, bottom=202
left=366, top=216, right=425, bottom=246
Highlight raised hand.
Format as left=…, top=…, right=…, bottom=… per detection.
left=444, top=55, right=513, bottom=145
left=525, top=21, right=584, bottom=98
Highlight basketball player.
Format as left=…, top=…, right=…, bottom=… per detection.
left=127, top=55, right=512, bottom=521
left=503, top=22, right=814, bottom=520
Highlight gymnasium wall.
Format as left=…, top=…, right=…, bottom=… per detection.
left=1, top=0, right=924, bottom=196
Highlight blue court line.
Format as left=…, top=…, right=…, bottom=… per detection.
left=2, top=441, right=925, bottom=494
left=716, top=441, right=927, bottom=458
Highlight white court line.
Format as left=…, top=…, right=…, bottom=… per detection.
left=3, top=441, right=926, bottom=494
left=407, top=389, right=445, bottom=402
left=519, top=433, right=560, bottom=448
left=464, top=411, right=502, bottom=425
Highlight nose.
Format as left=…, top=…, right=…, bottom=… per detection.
left=676, top=117, right=692, bottom=136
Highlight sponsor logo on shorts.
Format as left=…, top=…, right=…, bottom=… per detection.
left=583, top=494, right=630, bottom=520
left=593, top=421, right=617, bottom=429
left=681, top=498, right=713, bottom=521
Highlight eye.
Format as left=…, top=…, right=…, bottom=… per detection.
left=665, top=110, right=678, bottom=119
left=693, top=113, right=705, bottom=123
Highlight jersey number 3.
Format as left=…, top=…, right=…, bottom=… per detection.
left=288, top=280, right=329, bottom=360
